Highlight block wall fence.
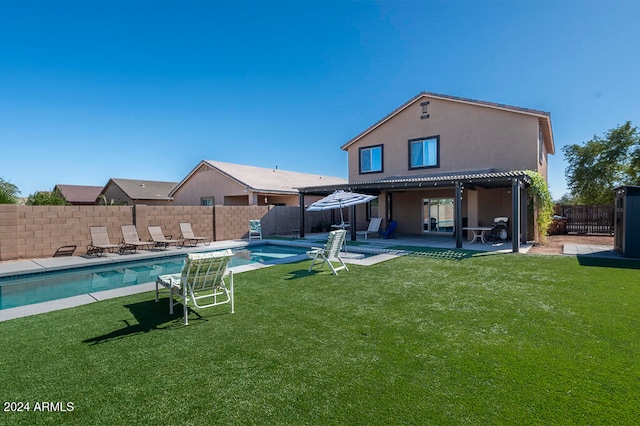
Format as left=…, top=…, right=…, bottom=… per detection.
left=0, top=205, right=333, bottom=261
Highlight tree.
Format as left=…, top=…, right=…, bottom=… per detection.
left=0, top=178, right=19, bottom=204
left=563, top=121, right=640, bottom=204
left=26, top=190, right=67, bottom=206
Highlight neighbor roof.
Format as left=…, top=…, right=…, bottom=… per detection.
left=170, top=160, right=348, bottom=196
left=54, top=184, right=103, bottom=204
left=103, top=178, right=178, bottom=201
left=341, top=91, right=555, bottom=154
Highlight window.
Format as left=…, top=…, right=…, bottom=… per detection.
left=359, top=145, right=383, bottom=174
left=409, top=136, right=439, bottom=169
left=201, top=197, right=214, bottom=206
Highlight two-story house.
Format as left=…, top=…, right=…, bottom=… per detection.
left=299, top=92, right=555, bottom=252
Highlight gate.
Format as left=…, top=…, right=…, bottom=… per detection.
left=556, top=204, right=614, bottom=235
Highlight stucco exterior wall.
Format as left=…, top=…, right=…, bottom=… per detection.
left=172, top=165, right=248, bottom=206
left=172, top=165, right=304, bottom=206
left=347, top=96, right=547, bottom=182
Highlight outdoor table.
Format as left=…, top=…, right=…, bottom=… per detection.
left=463, top=227, right=493, bottom=244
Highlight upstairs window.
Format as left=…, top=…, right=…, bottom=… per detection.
left=359, top=145, right=383, bottom=174
left=409, top=136, right=439, bottom=169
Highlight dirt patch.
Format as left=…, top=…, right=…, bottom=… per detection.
left=528, top=234, right=614, bottom=255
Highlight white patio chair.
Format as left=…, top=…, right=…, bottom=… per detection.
left=355, top=217, right=382, bottom=240
left=155, top=250, right=234, bottom=325
left=306, top=229, right=349, bottom=275
left=249, top=220, right=262, bottom=240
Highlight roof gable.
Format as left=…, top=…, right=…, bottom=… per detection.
left=54, top=184, right=103, bottom=204
left=104, top=178, right=178, bottom=201
left=341, top=92, right=555, bottom=154
left=170, top=160, right=348, bottom=196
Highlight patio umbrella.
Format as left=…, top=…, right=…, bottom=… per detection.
left=306, top=190, right=377, bottom=225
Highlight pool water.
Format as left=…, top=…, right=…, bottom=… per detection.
left=0, top=244, right=311, bottom=310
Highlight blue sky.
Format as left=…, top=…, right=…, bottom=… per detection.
left=1, top=1, right=639, bottom=200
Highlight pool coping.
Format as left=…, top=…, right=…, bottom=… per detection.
left=0, top=239, right=404, bottom=322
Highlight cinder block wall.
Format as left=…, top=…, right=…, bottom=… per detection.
left=214, top=206, right=269, bottom=241
left=0, top=204, right=335, bottom=261
left=136, top=205, right=214, bottom=242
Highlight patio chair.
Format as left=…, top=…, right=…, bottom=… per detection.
left=356, top=217, right=382, bottom=240
left=155, top=250, right=234, bottom=325
left=87, top=226, right=122, bottom=256
left=249, top=220, right=262, bottom=240
left=148, top=226, right=183, bottom=250
left=379, top=220, right=398, bottom=239
left=306, top=229, right=349, bottom=275
left=179, top=222, right=210, bottom=247
left=120, top=225, right=154, bottom=253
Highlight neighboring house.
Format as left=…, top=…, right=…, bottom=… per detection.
left=299, top=92, right=555, bottom=251
left=170, top=160, right=348, bottom=206
left=99, top=178, right=177, bottom=205
left=53, top=184, right=103, bottom=205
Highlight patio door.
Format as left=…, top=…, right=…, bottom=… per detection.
left=422, top=198, right=454, bottom=234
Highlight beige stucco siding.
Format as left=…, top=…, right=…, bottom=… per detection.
left=347, top=97, right=546, bottom=182
left=172, top=165, right=248, bottom=205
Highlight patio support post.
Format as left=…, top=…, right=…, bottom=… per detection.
left=455, top=182, right=463, bottom=249
left=511, top=178, right=520, bottom=253
left=520, top=185, right=528, bottom=245
left=350, top=205, right=357, bottom=241
left=299, top=193, right=305, bottom=238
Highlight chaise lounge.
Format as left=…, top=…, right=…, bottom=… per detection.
left=306, top=229, right=349, bottom=275
left=148, top=226, right=183, bottom=250
left=87, top=226, right=122, bottom=256
left=155, top=250, right=235, bottom=325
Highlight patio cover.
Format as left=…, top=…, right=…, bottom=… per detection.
left=298, top=169, right=531, bottom=252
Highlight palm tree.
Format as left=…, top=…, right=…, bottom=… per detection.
left=0, top=178, right=19, bottom=204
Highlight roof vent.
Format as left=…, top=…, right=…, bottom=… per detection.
left=420, top=101, right=430, bottom=119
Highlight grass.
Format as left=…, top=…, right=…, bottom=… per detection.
left=1, top=251, right=640, bottom=425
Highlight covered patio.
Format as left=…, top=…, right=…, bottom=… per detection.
left=298, top=170, right=532, bottom=253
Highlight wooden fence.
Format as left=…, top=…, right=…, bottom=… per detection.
left=554, top=204, right=614, bottom=235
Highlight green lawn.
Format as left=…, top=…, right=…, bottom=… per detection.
left=2, top=251, right=640, bottom=425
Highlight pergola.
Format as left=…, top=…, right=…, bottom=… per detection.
left=298, top=170, right=531, bottom=253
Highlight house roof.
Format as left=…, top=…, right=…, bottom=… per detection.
left=299, top=169, right=531, bottom=195
left=170, top=160, right=348, bottom=196
left=103, top=178, right=178, bottom=201
left=340, top=92, right=555, bottom=155
left=54, top=184, right=103, bottom=204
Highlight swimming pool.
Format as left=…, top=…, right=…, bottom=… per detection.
left=0, top=244, right=312, bottom=310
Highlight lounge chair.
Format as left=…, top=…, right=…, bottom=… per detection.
left=379, top=220, right=398, bottom=239
left=307, top=229, right=349, bottom=275
left=249, top=220, right=262, bottom=240
left=120, top=225, right=154, bottom=253
left=87, top=226, right=122, bottom=256
left=179, top=222, right=210, bottom=247
left=148, top=226, right=183, bottom=250
left=356, top=217, right=382, bottom=240
left=155, top=250, right=234, bottom=325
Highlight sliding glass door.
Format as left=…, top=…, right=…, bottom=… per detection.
left=422, top=198, right=454, bottom=234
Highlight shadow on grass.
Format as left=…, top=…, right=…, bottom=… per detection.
left=284, top=268, right=320, bottom=280
left=82, top=298, right=221, bottom=345
left=577, top=255, right=640, bottom=270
